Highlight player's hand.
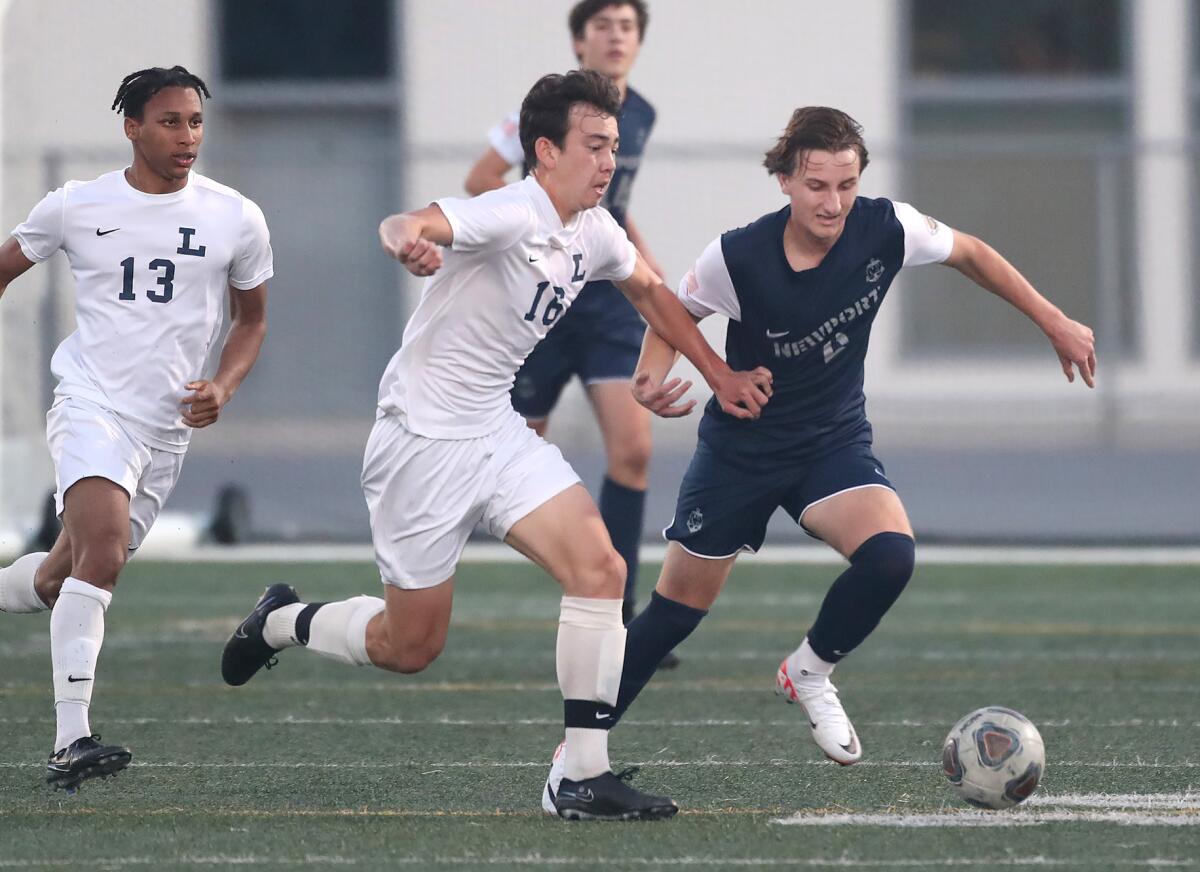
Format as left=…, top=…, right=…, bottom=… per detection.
left=632, top=370, right=696, bottom=418
left=181, top=380, right=228, bottom=428
left=712, top=366, right=773, bottom=420
left=379, top=216, right=444, bottom=277
left=1045, top=314, right=1096, bottom=388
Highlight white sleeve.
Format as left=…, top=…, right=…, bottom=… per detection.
left=436, top=189, right=530, bottom=254
left=11, top=187, right=67, bottom=263
left=591, top=212, right=638, bottom=283
left=229, top=198, right=274, bottom=290
left=675, top=236, right=741, bottom=321
left=485, top=111, right=523, bottom=166
left=893, top=200, right=954, bottom=267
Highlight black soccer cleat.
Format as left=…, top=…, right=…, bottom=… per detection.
left=553, top=767, right=679, bottom=821
left=46, top=735, right=131, bottom=792
left=221, top=583, right=299, bottom=686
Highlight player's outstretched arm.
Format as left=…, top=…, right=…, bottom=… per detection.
left=464, top=147, right=513, bottom=196
left=183, top=283, right=267, bottom=429
left=943, top=231, right=1097, bottom=388
left=632, top=325, right=694, bottom=418
left=617, top=254, right=773, bottom=419
left=378, top=206, right=454, bottom=277
left=0, top=238, right=37, bottom=301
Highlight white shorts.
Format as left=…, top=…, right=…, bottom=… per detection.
left=46, top=397, right=186, bottom=551
left=361, top=410, right=580, bottom=589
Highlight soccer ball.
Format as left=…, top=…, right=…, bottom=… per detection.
left=941, top=706, right=1045, bottom=809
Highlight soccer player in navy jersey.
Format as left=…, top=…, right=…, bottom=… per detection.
left=465, top=1, right=670, bottom=651
left=538, top=106, right=1095, bottom=803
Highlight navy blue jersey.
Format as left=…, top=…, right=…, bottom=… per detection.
left=695, top=198, right=912, bottom=464
left=572, top=87, right=656, bottom=317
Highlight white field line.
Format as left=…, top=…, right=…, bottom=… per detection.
left=1, top=716, right=1197, bottom=730
left=771, top=810, right=1200, bottom=827
left=1, top=759, right=1197, bottom=770
left=1028, top=792, right=1200, bottom=809
left=73, top=541, right=1200, bottom=565
left=1, top=859, right=1196, bottom=869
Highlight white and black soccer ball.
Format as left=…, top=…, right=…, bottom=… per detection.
left=941, top=706, right=1045, bottom=809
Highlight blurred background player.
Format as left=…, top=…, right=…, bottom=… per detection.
left=221, top=70, right=770, bottom=821
left=539, top=105, right=1096, bottom=804
left=464, top=1, right=671, bottom=657
left=0, top=66, right=272, bottom=791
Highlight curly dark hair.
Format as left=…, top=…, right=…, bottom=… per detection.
left=519, top=70, right=622, bottom=169
left=112, top=66, right=211, bottom=119
left=763, top=107, right=869, bottom=177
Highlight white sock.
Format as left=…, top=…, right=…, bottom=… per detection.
left=305, top=596, right=384, bottom=666
left=51, top=577, right=112, bottom=751
left=263, top=603, right=305, bottom=649
left=786, top=636, right=836, bottom=684
left=557, top=596, right=625, bottom=781
left=0, top=552, right=50, bottom=613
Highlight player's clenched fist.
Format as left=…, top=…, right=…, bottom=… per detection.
left=379, top=215, right=443, bottom=277
left=181, top=380, right=228, bottom=428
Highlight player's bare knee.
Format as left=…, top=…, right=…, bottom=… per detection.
left=379, top=637, right=444, bottom=674
left=568, top=547, right=625, bottom=599
left=608, top=435, right=651, bottom=486
left=71, top=544, right=127, bottom=589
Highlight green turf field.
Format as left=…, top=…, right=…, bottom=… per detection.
left=2, top=559, right=1199, bottom=869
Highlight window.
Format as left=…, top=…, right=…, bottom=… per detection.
left=220, top=0, right=392, bottom=81
left=902, top=0, right=1134, bottom=359
left=912, top=0, right=1122, bottom=77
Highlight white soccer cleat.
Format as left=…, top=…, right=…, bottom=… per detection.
left=775, top=659, right=862, bottom=765
left=541, top=739, right=566, bottom=814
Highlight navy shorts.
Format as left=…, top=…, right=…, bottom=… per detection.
left=664, top=439, right=896, bottom=557
left=511, top=282, right=644, bottom=420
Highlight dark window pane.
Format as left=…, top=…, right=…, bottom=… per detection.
left=220, top=0, right=392, bottom=80
left=912, top=0, right=1122, bottom=76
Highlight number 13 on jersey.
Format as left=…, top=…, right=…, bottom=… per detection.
left=119, top=257, right=176, bottom=304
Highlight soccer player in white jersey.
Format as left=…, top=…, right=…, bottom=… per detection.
left=465, top=2, right=676, bottom=667
left=220, top=70, right=771, bottom=821
left=0, top=66, right=272, bottom=792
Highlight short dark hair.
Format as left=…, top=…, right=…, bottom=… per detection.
left=569, top=0, right=649, bottom=43
left=112, top=66, right=212, bottom=119
left=763, top=107, right=870, bottom=177
left=519, top=70, right=622, bottom=169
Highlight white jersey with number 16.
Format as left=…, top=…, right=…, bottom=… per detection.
left=376, top=177, right=636, bottom=440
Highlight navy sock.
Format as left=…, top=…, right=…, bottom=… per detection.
left=599, top=476, right=646, bottom=612
left=294, top=602, right=326, bottom=646
left=806, top=532, right=915, bottom=662
left=612, top=591, right=707, bottom=725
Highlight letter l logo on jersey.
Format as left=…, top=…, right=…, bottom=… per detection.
left=177, top=227, right=207, bottom=257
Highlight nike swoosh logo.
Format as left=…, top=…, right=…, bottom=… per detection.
left=95, top=228, right=120, bottom=236
left=595, top=712, right=611, bottom=720
left=766, top=329, right=790, bottom=339
left=528, top=256, right=539, bottom=263
left=560, top=788, right=594, bottom=802
left=67, top=675, right=91, bottom=683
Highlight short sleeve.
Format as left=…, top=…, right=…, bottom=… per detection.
left=590, top=214, right=637, bottom=283
left=486, top=111, right=524, bottom=166
left=893, top=200, right=954, bottom=267
left=11, top=187, right=67, bottom=263
left=675, top=236, right=742, bottom=321
left=229, top=197, right=274, bottom=290
left=436, top=188, right=531, bottom=254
